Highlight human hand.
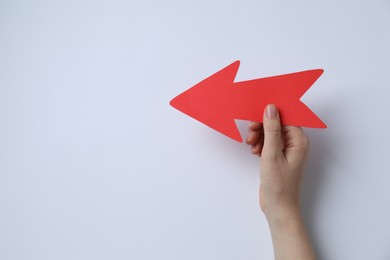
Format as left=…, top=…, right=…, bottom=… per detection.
left=247, top=104, right=315, bottom=259
left=246, top=104, right=309, bottom=218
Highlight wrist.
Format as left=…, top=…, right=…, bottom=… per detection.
left=264, top=203, right=302, bottom=227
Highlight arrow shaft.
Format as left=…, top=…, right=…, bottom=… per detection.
left=228, top=72, right=324, bottom=127
left=228, top=77, right=293, bottom=122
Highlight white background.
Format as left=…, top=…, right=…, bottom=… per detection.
left=1, top=0, right=390, bottom=259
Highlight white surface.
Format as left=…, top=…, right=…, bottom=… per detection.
left=1, top=0, right=390, bottom=259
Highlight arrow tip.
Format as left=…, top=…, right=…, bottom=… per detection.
left=170, top=60, right=243, bottom=142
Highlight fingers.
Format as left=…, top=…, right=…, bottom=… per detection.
left=246, top=104, right=283, bottom=158
left=247, top=122, right=263, bottom=156
left=262, top=104, right=283, bottom=159
left=246, top=122, right=261, bottom=145
left=248, top=121, right=262, bottom=131
left=252, top=137, right=263, bottom=155
left=282, top=126, right=310, bottom=163
left=246, top=105, right=309, bottom=163
left=282, top=126, right=309, bottom=149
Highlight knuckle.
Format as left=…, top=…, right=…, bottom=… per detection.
left=264, top=121, right=281, bottom=134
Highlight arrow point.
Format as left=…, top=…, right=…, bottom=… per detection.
left=169, top=97, right=178, bottom=109
left=170, top=61, right=242, bottom=142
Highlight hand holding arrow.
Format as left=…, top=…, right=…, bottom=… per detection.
left=170, top=61, right=326, bottom=142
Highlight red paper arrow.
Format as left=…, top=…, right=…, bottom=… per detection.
left=170, top=60, right=326, bottom=142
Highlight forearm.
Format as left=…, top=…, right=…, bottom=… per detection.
left=265, top=206, right=315, bottom=260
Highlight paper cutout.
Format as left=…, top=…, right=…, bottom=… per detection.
left=170, top=60, right=326, bottom=142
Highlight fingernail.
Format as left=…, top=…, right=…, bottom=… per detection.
left=246, top=138, right=251, bottom=144
left=266, top=104, right=277, bottom=118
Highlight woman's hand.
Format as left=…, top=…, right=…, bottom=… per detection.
left=246, top=104, right=315, bottom=260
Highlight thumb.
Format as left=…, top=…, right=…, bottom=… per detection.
left=262, top=104, right=283, bottom=158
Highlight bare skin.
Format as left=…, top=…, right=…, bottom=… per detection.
left=246, top=104, right=315, bottom=260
